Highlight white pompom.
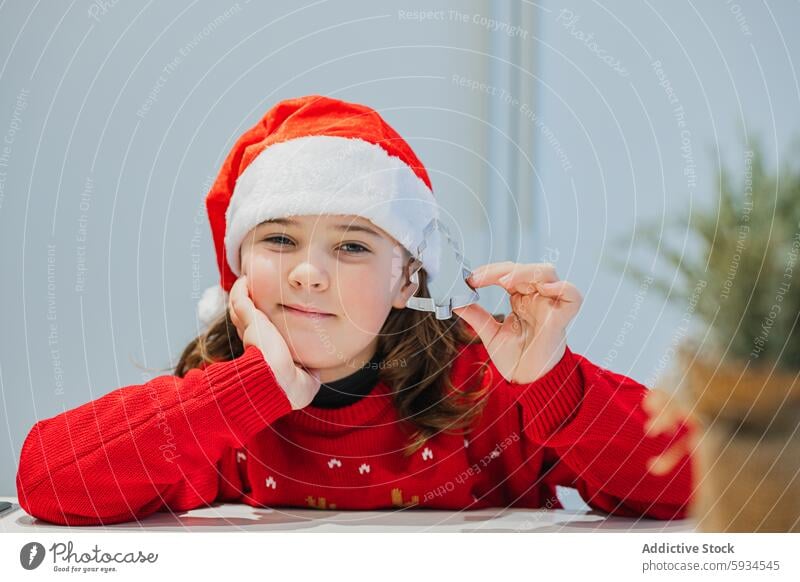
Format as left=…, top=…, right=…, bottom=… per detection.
left=197, top=284, right=227, bottom=328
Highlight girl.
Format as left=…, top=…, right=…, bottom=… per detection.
left=16, top=95, right=696, bottom=526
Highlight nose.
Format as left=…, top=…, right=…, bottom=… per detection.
left=288, top=259, right=329, bottom=291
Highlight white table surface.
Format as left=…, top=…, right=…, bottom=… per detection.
left=0, top=496, right=695, bottom=532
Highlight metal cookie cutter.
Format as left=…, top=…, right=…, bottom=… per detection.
left=405, top=217, right=480, bottom=319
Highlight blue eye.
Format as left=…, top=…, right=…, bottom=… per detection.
left=263, top=235, right=293, bottom=246
left=339, top=242, right=370, bottom=254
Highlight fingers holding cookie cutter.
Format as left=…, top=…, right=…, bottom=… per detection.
left=405, top=218, right=480, bottom=319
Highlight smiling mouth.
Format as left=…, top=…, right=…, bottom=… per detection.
left=280, top=304, right=335, bottom=319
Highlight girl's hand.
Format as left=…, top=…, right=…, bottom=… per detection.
left=452, top=261, right=582, bottom=384
left=228, top=276, right=321, bottom=410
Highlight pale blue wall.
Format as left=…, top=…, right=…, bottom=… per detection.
left=532, top=0, right=799, bottom=386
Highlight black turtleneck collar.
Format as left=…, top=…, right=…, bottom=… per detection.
left=309, top=350, right=384, bottom=409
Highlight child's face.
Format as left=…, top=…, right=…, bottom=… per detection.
left=238, top=214, right=420, bottom=382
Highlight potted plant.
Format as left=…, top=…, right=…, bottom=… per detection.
left=607, top=140, right=800, bottom=532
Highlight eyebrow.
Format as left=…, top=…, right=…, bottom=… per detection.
left=257, top=218, right=382, bottom=238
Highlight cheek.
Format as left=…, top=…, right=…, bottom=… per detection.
left=241, top=251, right=281, bottom=307
left=337, top=267, right=395, bottom=330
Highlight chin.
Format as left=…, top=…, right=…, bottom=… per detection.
left=287, top=338, right=367, bottom=372
left=294, top=353, right=353, bottom=373
left=283, top=338, right=341, bottom=369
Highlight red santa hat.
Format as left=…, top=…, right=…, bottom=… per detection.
left=197, top=94, right=442, bottom=327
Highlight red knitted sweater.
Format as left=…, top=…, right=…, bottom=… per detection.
left=16, top=342, right=694, bottom=526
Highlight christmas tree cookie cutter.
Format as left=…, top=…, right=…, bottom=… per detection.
left=405, top=217, right=480, bottom=319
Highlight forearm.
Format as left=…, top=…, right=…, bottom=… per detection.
left=513, top=349, right=695, bottom=518
left=16, top=346, right=291, bottom=525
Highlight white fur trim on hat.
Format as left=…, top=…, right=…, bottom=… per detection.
left=224, top=135, right=441, bottom=281
left=197, top=284, right=227, bottom=328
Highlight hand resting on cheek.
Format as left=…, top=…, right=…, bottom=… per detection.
left=228, top=275, right=322, bottom=410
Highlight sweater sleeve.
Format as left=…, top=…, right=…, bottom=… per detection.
left=508, top=346, right=695, bottom=520
left=15, top=345, right=293, bottom=526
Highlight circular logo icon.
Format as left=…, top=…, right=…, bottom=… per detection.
left=20, top=542, right=46, bottom=570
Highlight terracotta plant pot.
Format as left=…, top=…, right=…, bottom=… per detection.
left=693, top=424, right=800, bottom=532
left=680, top=344, right=800, bottom=429
left=678, top=344, right=800, bottom=532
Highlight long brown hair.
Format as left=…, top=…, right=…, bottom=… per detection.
left=174, top=267, right=497, bottom=456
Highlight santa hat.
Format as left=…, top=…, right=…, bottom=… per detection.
left=197, top=94, right=442, bottom=328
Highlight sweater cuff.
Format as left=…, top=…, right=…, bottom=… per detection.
left=513, top=346, right=584, bottom=442
left=202, top=345, right=294, bottom=443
